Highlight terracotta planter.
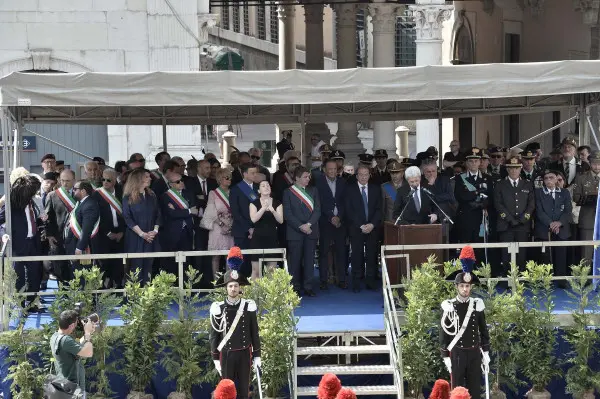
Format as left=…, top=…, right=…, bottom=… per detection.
left=526, top=388, right=551, bottom=399
left=582, top=389, right=596, bottom=399
left=127, top=391, right=153, bottom=399
left=167, top=392, right=187, bottom=399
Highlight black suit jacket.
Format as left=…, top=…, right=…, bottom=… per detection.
left=548, top=159, right=590, bottom=186
left=316, top=175, right=346, bottom=223
left=534, top=187, right=572, bottom=240
left=393, top=185, right=437, bottom=225
left=65, top=196, right=100, bottom=252
left=230, top=181, right=260, bottom=238
left=92, top=188, right=125, bottom=237
left=150, top=178, right=169, bottom=197
left=0, top=203, right=42, bottom=255
left=160, top=189, right=196, bottom=246
left=344, top=182, right=382, bottom=236
left=45, top=189, right=74, bottom=241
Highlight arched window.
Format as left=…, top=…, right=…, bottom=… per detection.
left=451, top=11, right=474, bottom=65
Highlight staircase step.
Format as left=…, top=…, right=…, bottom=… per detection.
left=297, top=385, right=398, bottom=396
left=297, top=364, right=394, bottom=375
left=296, top=345, right=389, bottom=356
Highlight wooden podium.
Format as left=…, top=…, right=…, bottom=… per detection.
left=383, top=222, right=444, bottom=285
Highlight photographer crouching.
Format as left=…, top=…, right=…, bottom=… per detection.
left=48, top=308, right=97, bottom=398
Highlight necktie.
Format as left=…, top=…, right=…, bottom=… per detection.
left=565, top=164, right=570, bottom=182
left=413, top=189, right=421, bottom=212
left=202, top=180, right=206, bottom=196
left=28, top=205, right=36, bottom=236
left=42, top=192, right=47, bottom=208
left=361, top=186, right=368, bottom=219
left=513, top=181, right=517, bottom=188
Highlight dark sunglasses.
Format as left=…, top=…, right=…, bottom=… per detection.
left=102, top=178, right=112, bottom=183
left=223, top=176, right=231, bottom=180
left=134, top=158, right=145, bottom=162
left=251, top=155, right=261, bottom=160
left=73, top=187, right=81, bottom=191
left=490, top=155, right=503, bottom=159
left=170, top=179, right=183, bottom=184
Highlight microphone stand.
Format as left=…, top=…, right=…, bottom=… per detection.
left=394, top=190, right=415, bottom=226
left=422, top=188, right=454, bottom=225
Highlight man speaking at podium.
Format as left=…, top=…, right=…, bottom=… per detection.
left=393, top=166, right=438, bottom=225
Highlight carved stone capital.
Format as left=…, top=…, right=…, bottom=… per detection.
left=574, top=0, right=600, bottom=25
left=520, top=0, right=546, bottom=16
left=30, top=49, right=52, bottom=71
left=333, top=3, right=357, bottom=28
left=368, top=4, right=400, bottom=35
left=304, top=3, right=324, bottom=25
left=277, top=4, right=295, bottom=21
left=408, top=4, right=454, bottom=41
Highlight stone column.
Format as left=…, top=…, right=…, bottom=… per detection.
left=304, top=1, right=331, bottom=164
left=409, top=1, right=453, bottom=153
left=278, top=4, right=296, bottom=70
left=369, top=3, right=399, bottom=156
left=333, top=3, right=365, bottom=163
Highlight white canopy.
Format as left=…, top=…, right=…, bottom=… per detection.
left=0, top=60, right=598, bottom=125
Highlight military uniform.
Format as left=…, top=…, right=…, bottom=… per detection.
left=521, top=150, right=543, bottom=189
left=371, top=149, right=391, bottom=185
left=440, top=246, right=490, bottom=399
left=209, top=265, right=261, bottom=399
left=571, top=168, right=600, bottom=262
left=310, top=143, right=332, bottom=185
left=494, top=157, right=535, bottom=271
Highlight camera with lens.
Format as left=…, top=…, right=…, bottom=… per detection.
left=73, top=302, right=99, bottom=324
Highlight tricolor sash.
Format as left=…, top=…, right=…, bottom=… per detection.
left=56, top=187, right=76, bottom=212
left=238, top=182, right=258, bottom=202
left=382, top=182, right=397, bottom=202
left=214, top=187, right=230, bottom=211
left=290, top=185, right=314, bottom=212
left=97, top=187, right=122, bottom=215
left=90, top=182, right=99, bottom=191
left=69, top=203, right=100, bottom=240
left=151, top=169, right=163, bottom=180
left=166, top=189, right=189, bottom=209
left=283, top=173, right=294, bottom=186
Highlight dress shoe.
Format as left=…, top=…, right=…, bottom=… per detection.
left=305, top=290, right=317, bottom=297
left=319, top=282, right=329, bottom=290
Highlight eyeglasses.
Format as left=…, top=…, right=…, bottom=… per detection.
left=170, top=179, right=183, bottom=184
left=223, top=176, right=232, bottom=180
left=102, top=178, right=112, bottom=183
left=134, top=158, right=145, bottom=162
left=491, top=155, right=503, bottom=159
left=73, top=187, right=81, bottom=191
left=251, top=155, right=261, bottom=160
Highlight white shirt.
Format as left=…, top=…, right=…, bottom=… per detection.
left=412, top=186, right=422, bottom=206
left=564, top=157, right=576, bottom=184
left=327, top=177, right=338, bottom=215
left=25, top=204, right=35, bottom=238
left=197, top=176, right=207, bottom=195
left=509, top=177, right=520, bottom=187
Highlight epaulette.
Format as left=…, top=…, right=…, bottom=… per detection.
left=441, top=299, right=455, bottom=312
left=210, top=301, right=224, bottom=316
left=473, top=298, right=485, bottom=311
left=246, top=299, right=257, bottom=312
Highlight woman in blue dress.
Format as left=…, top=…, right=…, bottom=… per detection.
left=123, top=168, right=162, bottom=285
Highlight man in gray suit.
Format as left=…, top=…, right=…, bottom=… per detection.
left=283, top=166, right=321, bottom=296
left=571, top=151, right=600, bottom=263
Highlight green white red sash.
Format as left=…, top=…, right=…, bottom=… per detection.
left=56, top=187, right=76, bottom=212
left=290, top=185, right=314, bottom=212
left=97, top=187, right=122, bottom=215
left=283, top=173, right=293, bottom=185
left=166, top=189, right=189, bottom=209
left=151, top=169, right=163, bottom=180
left=90, top=182, right=99, bottom=191
left=214, top=187, right=230, bottom=211
left=70, top=203, right=100, bottom=240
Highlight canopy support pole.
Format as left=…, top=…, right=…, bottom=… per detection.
left=24, top=128, right=94, bottom=160
left=438, top=109, right=443, bottom=169
left=162, top=118, right=168, bottom=152
left=300, top=105, right=305, bottom=165
left=510, top=114, right=579, bottom=150
left=585, top=112, right=600, bottom=149
left=13, top=109, right=22, bottom=170
left=1, top=108, right=13, bottom=330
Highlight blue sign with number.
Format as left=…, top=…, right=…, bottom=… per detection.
left=0, top=135, right=37, bottom=151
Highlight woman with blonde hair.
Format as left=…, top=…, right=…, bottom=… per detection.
left=200, top=167, right=235, bottom=281
left=123, top=168, right=162, bottom=285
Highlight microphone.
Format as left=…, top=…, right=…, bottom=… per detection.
left=422, top=187, right=434, bottom=196
left=406, top=188, right=416, bottom=198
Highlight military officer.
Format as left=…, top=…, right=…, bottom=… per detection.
left=440, top=245, right=490, bottom=399
left=487, top=146, right=506, bottom=179
left=381, top=160, right=406, bottom=222
left=494, top=156, right=535, bottom=272
left=520, top=150, right=543, bottom=188
left=210, top=247, right=261, bottom=399
left=571, top=150, right=600, bottom=263
left=454, top=148, right=493, bottom=258
left=310, top=143, right=332, bottom=183
left=330, top=150, right=350, bottom=180
left=478, top=148, right=490, bottom=176
left=371, top=149, right=391, bottom=185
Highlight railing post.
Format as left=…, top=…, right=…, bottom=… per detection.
left=177, top=252, right=185, bottom=320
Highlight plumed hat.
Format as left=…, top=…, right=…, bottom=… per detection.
left=335, top=388, right=357, bottom=399
left=429, top=379, right=451, bottom=399
left=317, top=373, right=342, bottom=399
left=449, top=386, right=471, bottom=399
left=446, top=245, right=479, bottom=285
left=214, top=379, right=237, bottom=399
left=215, top=247, right=250, bottom=287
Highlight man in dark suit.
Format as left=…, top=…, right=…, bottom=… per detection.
left=232, top=152, right=251, bottom=185
left=45, top=169, right=77, bottom=283
left=494, top=157, right=535, bottom=272
left=371, top=149, right=391, bottom=185
left=151, top=159, right=180, bottom=196
left=0, top=175, right=43, bottom=310
left=160, top=173, right=198, bottom=277
left=283, top=166, right=321, bottom=296
left=92, top=168, right=126, bottom=288
left=344, top=164, right=382, bottom=292
left=548, top=136, right=590, bottom=187
left=272, top=156, right=300, bottom=202
left=276, top=129, right=295, bottom=159
left=64, top=181, right=100, bottom=279
left=393, top=166, right=438, bottom=225
left=316, top=159, right=347, bottom=289
left=534, top=169, right=572, bottom=287
left=230, top=163, right=260, bottom=276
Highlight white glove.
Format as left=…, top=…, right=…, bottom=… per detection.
left=213, top=360, right=222, bottom=376
left=253, top=357, right=262, bottom=368
left=443, top=357, right=452, bottom=374
left=481, top=351, right=490, bottom=373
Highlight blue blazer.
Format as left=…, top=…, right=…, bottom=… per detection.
left=0, top=203, right=41, bottom=255
left=344, top=182, right=382, bottom=235
left=230, top=181, right=259, bottom=239
left=534, top=187, right=572, bottom=240
left=283, top=185, right=321, bottom=240
left=159, top=189, right=195, bottom=246
left=65, top=196, right=100, bottom=252
left=315, top=175, right=346, bottom=223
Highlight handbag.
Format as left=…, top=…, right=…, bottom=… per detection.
left=44, top=335, right=85, bottom=399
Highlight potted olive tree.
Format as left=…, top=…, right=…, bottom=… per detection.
left=244, top=267, right=300, bottom=398
left=515, top=262, right=559, bottom=399
left=160, top=267, right=210, bottom=399
left=564, top=264, right=600, bottom=399
left=120, top=271, right=176, bottom=399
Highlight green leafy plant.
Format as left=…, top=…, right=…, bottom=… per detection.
left=160, top=267, right=210, bottom=398
left=119, top=270, right=176, bottom=395
left=514, top=261, right=559, bottom=392
left=244, top=267, right=300, bottom=398
left=400, top=256, right=450, bottom=398
left=563, top=263, right=600, bottom=398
